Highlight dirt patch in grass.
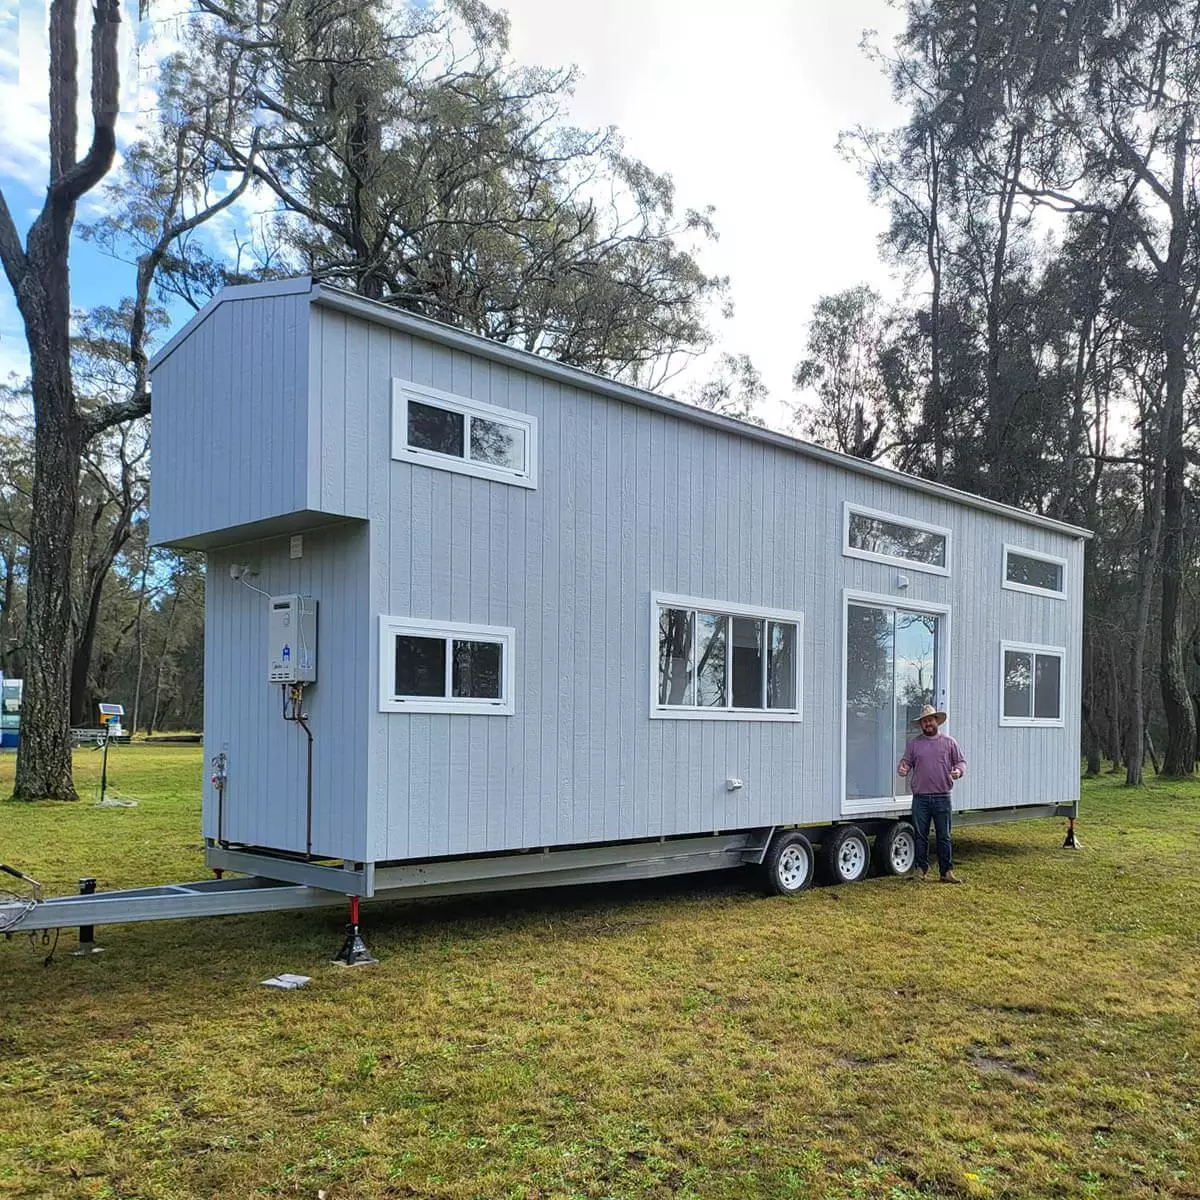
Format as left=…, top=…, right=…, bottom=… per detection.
left=1, top=751, right=1198, bottom=1198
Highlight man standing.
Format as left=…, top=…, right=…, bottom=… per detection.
left=897, top=704, right=966, bottom=883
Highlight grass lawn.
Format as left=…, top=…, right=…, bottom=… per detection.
left=0, top=744, right=1197, bottom=1199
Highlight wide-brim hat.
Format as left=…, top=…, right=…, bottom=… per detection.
left=913, top=704, right=947, bottom=727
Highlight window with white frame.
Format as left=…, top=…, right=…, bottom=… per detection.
left=652, top=593, right=802, bottom=720
left=1000, top=641, right=1064, bottom=726
left=379, top=616, right=515, bottom=714
left=1003, top=545, right=1066, bottom=598
left=391, top=380, right=536, bottom=488
left=843, top=503, right=950, bottom=575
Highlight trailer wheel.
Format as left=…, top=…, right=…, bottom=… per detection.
left=822, top=825, right=871, bottom=885
left=760, top=831, right=815, bottom=896
left=874, top=820, right=917, bottom=876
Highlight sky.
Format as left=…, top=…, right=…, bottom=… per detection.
left=0, top=0, right=910, bottom=426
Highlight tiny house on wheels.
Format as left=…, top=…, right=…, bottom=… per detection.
left=146, top=276, right=1087, bottom=916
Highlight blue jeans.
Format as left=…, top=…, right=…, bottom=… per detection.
left=911, top=793, right=953, bottom=876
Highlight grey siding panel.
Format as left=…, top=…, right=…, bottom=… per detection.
left=149, top=293, right=314, bottom=546
left=202, top=523, right=370, bottom=860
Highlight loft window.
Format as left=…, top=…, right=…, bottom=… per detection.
left=1003, top=545, right=1066, bottom=598
left=843, top=503, right=950, bottom=575
left=379, top=616, right=515, bottom=714
left=391, top=380, right=536, bottom=488
left=1000, top=642, right=1064, bottom=726
left=653, top=593, right=802, bottom=721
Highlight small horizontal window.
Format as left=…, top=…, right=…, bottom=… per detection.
left=379, top=616, right=515, bottom=714
left=653, top=593, right=802, bottom=722
left=843, top=503, right=950, bottom=575
left=392, top=381, right=536, bottom=488
left=1000, top=642, right=1064, bottom=726
left=1003, top=545, right=1066, bottom=598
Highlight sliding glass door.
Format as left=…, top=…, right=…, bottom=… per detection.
left=844, top=599, right=946, bottom=809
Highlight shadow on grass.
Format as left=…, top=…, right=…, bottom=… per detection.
left=952, top=834, right=1055, bottom=860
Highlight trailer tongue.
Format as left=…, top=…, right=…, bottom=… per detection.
left=0, top=830, right=774, bottom=962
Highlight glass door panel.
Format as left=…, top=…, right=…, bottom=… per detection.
left=893, top=610, right=938, bottom=770
left=846, top=604, right=895, bottom=802
left=845, top=601, right=943, bottom=808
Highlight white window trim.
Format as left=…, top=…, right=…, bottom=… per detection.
left=842, top=502, right=952, bottom=576
left=1002, top=543, right=1067, bottom=599
left=650, top=591, right=803, bottom=722
left=999, top=640, right=1065, bottom=728
left=840, top=589, right=952, bottom=816
left=379, top=615, right=515, bottom=715
left=391, top=379, right=538, bottom=489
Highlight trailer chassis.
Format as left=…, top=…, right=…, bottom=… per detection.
left=0, top=829, right=772, bottom=955
left=1, top=804, right=1077, bottom=960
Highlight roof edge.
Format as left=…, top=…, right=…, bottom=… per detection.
left=148, top=276, right=315, bottom=372
left=312, top=283, right=1093, bottom=542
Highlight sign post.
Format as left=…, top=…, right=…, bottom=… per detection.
left=96, top=704, right=125, bottom=807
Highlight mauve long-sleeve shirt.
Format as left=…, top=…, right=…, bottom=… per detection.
left=899, top=733, right=967, bottom=795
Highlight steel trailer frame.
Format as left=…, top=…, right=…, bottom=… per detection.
left=0, top=802, right=1076, bottom=943
left=1, top=830, right=773, bottom=936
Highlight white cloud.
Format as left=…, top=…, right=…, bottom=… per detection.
left=500, top=0, right=909, bottom=425
left=0, top=0, right=913, bottom=429
left=0, top=287, right=29, bottom=387
left=1, top=0, right=184, bottom=195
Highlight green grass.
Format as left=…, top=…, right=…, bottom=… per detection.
left=1, top=746, right=1198, bottom=1199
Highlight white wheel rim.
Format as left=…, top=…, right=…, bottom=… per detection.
left=890, top=830, right=916, bottom=873
left=777, top=844, right=810, bottom=890
left=838, top=837, right=867, bottom=880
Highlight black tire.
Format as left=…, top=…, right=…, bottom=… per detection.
left=821, top=824, right=871, bottom=885
left=873, top=820, right=917, bottom=876
left=760, top=830, right=815, bottom=896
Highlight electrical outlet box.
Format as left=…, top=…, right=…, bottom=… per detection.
left=268, top=595, right=317, bottom=683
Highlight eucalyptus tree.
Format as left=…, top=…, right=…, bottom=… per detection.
left=684, top=353, right=768, bottom=427
left=793, top=286, right=903, bottom=461
left=173, top=0, right=725, bottom=386
left=964, top=0, right=1200, bottom=775
left=848, top=0, right=1200, bottom=776
left=0, top=0, right=257, bottom=799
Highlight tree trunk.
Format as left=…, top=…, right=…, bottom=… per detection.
left=2, top=0, right=121, bottom=800
left=69, top=488, right=137, bottom=727
left=1144, top=729, right=1161, bottom=776
left=1158, top=304, right=1193, bottom=775
left=1158, top=128, right=1197, bottom=778
left=1159, top=404, right=1194, bottom=776
left=1126, top=401, right=1165, bottom=786
left=12, top=256, right=84, bottom=800
left=1082, top=701, right=1102, bottom=777
left=69, top=562, right=108, bottom=727
left=982, top=129, right=1023, bottom=499
left=924, top=128, right=945, bottom=482
left=148, top=590, right=179, bottom=735
left=0, top=541, right=18, bottom=679
left=131, top=552, right=151, bottom=734
left=1107, top=652, right=1124, bottom=772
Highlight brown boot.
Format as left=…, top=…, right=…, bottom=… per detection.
left=909, top=868, right=927, bottom=882
left=939, top=870, right=963, bottom=884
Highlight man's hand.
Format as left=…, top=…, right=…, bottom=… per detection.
left=951, top=768, right=963, bottom=780
left=897, top=761, right=910, bottom=777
